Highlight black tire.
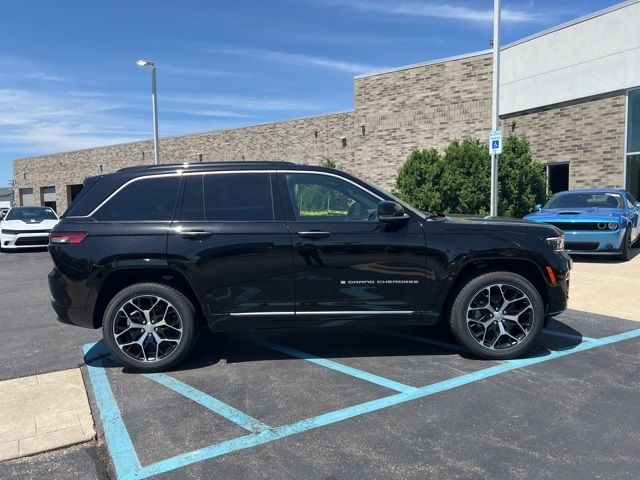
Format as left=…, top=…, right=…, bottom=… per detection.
left=448, top=271, right=544, bottom=360
left=102, top=283, right=198, bottom=372
left=619, top=228, right=632, bottom=262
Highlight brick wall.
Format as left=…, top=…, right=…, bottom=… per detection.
left=352, top=53, right=493, bottom=187
left=502, top=92, right=627, bottom=189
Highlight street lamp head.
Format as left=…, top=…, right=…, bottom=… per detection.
left=136, top=59, right=155, bottom=67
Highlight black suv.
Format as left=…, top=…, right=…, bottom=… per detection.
left=49, top=161, right=570, bottom=371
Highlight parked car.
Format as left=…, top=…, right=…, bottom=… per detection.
left=48, top=161, right=570, bottom=371
left=524, top=189, right=640, bottom=261
left=0, top=207, right=9, bottom=220
left=0, top=206, right=59, bottom=250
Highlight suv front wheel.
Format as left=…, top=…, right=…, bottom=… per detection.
left=449, top=271, right=544, bottom=360
left=102, top=283, right=197, bottom=372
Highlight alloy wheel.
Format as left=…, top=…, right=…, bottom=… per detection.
left=112, top=295, right=183, bottom=362
left=465, top=283, right=534, bottom=350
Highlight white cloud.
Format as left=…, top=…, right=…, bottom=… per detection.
left=24, top=71, right=68, bottom=82
left=318, top=0, right=542, bottom=23
left=0, top=89, right=146, bottom=155
left=164, top=93, right=321, bottom=111
left=161, top=65, right=232, bottom=77
left=162, top=107, right=257, bottom=118
left=208, top=46, right=389, bottom=74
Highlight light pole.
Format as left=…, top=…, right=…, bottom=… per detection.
left=490, top=0, right=501, bottom=217
left=136, top=59, right=160, bottom=165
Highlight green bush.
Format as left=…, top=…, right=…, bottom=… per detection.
left=394, top=134, right=547, bottom=218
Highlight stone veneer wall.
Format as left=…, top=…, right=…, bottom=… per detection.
left=501, top=92, right=627, bottom=189
left=13, top=52, right=627, bottom=213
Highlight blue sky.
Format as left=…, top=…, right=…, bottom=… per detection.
left=0, top=0, right=622, bottom=186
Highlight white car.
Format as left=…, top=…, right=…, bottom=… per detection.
left=0, top=206, right=59, bottom=250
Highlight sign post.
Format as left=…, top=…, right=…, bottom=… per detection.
left=490, top=0, right=501, bottom=217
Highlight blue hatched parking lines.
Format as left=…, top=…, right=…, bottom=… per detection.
left=143, top=373, right=271, bottom=433
left=82, top=326, right=640, bottom=480
left=236, top=335, right=418, bottom=393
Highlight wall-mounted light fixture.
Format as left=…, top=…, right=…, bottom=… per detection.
left=341, top=137, right=347, bottom=148
left=314, top=130, right=319, bottom=139
left=360, top=123, right=366, bottom=136
left=511, top=120, right=517, bottom=132
left=197, top=153, right=203, bottom=162
left=98, top=163, right=103, bottom=173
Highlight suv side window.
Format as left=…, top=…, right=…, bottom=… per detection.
left=181, top=175, right=205, bottom=221
left=204, top=173, right=274, bottom=221
left=94, top=176, right=180, bottom=221
left=285, top=173, right=379, bottom=222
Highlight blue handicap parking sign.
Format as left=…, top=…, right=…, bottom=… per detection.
left=492, top=140, right=499, bottom=149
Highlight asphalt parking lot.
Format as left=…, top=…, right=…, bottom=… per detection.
left=1, top=249, right=640, bottom=479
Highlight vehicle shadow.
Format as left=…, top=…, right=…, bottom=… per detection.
left=83, top=320, right=588, bottom=375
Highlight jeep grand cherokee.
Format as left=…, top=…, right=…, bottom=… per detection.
left=48, top=161, right=570, bottom=371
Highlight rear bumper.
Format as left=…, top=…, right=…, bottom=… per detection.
left=563, top=229, right=625, bottom=254
left=51, top=299, right=95, bottom=328
left=49, top=267, right=95, bottom=328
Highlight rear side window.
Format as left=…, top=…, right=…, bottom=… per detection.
left=204, top=173, right=274, bottom=221
left=94, top=176, right=180, bottom=221
left=181, top=175, right=205, bottom=221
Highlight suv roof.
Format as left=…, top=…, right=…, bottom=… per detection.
left=117, top=161, right=298, bottom=174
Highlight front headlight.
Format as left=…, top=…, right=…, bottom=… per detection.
left=547, top=235, right=565, bottom=251
left=1, top=229, right=17, bottom=235
left=607, top=222, right=618, bottom=230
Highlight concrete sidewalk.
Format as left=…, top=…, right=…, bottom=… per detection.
left=0, top=369, right=95, bottom=462
left=568, top=251, right=640, bottom=322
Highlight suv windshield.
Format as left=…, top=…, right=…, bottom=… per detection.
left=545, top=192, right=624, bottom=209
left=6, top=207, right=58, bottom=221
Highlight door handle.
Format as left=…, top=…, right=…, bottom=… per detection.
left=177, top=229, right=213, bottom=239
left=297, top=230, right=331, bottom=239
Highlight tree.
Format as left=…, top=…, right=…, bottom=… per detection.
left=394, top=134, right=547, bottom=218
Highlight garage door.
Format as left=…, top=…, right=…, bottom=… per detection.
left=20, top=188, right=34, bottom=206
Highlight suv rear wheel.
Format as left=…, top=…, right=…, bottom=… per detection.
left=102, top=283, right=197, bottom=372
left=449, top=271, right=544, bottom=360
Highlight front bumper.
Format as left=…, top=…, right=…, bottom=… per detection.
left=0, top=232, right=50, bottom=249
left=547, top=270, right=569, bottom=317
left=563, top=229, right=625, bottom=254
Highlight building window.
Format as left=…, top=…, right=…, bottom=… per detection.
left=41, top=186, right=57, bottom=212
left=545, top=163, right=569, bottom=194
left=19, top=188, right=34, bottom=206
left=67, top=184, right=84, bottom=204
left=626, top=89, right=640, bottom=198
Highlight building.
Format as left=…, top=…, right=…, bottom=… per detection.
left=12, top=0, right=640, bottom=213
left=0, top=187, right=14, bottom=208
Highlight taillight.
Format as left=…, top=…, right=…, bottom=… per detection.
left=49, top=232, right=88, bottom=244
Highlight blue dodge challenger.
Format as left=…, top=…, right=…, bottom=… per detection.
left=524, top=189, right=640, bottom=261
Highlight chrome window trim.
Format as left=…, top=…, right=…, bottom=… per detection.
left=74, top=168, right=384, bottom=219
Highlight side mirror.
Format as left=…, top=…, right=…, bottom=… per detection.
left=534, top=204, right=543, bottom=212
left=378, top=201, right=409, bottom=223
